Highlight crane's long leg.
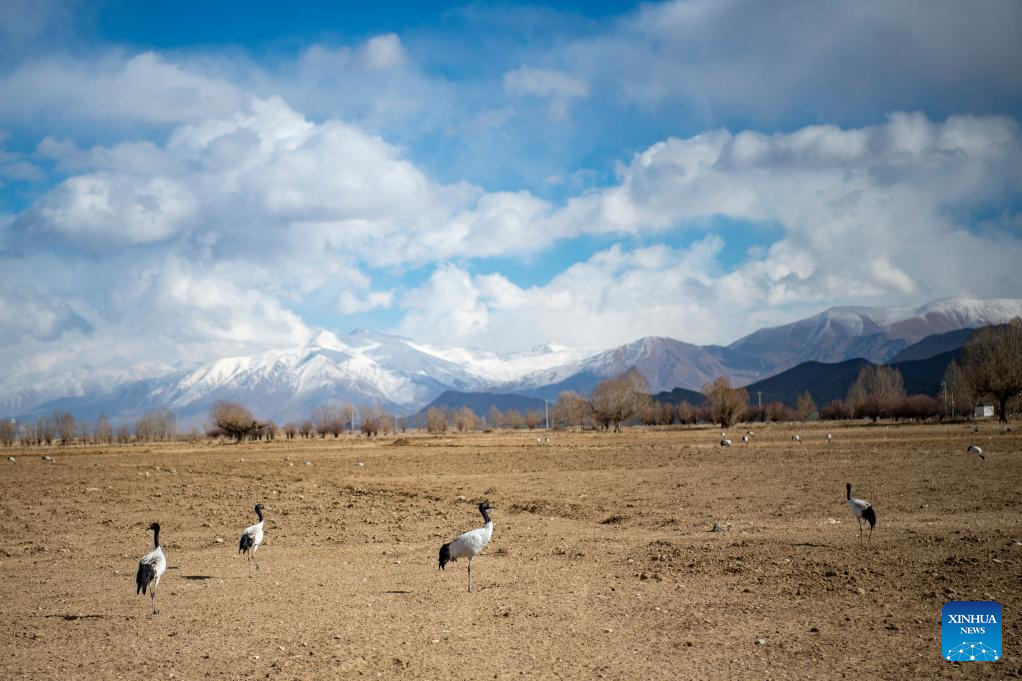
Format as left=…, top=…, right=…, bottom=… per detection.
left=857, top=518, right=863, bottom=545
left=151, top=585, right=158, bottom=616
left=467, top=558, right=473, bottom=593
left=253, top=549, right=260, bottom=571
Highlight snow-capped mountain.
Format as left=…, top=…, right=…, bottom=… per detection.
left=5, top=297, right=1020, bottom=425
left=726, top=297, right=1022, bottom=368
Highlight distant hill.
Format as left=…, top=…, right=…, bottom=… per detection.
left=744, top=358, right=872, bottom=407
left=891, top=349, right=961, bottom=396
left=740, top=349, right=961, bottom=408
left=651, top=387, right=708, bottom=406
left=417, top=390, right=547, bottom=419
left=888, top=327, right=975, bottom=363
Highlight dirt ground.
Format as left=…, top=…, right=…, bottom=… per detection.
left=1, top=422, right=1020, bottom=679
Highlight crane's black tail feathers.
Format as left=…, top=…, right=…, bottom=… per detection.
left=136, top=561, right=155, bottom=595
left=863, top=506, right=877, bottom=528
left=240, top=532, right=254, bottom=555
left=438, top=542, right=454, bottom=571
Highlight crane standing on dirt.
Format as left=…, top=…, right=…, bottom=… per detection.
left=438, top=501, right=494, bottom=592
left=136, top=522, right=166, bottom=616
left=239, top=504, right=270, bottom=571
left=967, top=444, right=984, bottom=462
left=846, top=483, right=877, bottom=545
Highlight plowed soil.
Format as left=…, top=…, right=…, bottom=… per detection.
left=1, top=423, right=1020, bottom=679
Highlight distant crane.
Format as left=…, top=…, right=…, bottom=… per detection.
left=967, top=444, right=985, bottom=462
left=239, top=504, right=271, bottom=571
left=439, top=501, right=494, bottom=592
left=826, top=433, right=833, bottom=444
left=846, top=483, right=877, bottom=545
left=136, top=522, right=167, bottom=616
left=720, top=438, right=733, bottom=447
left=792, top=435, right=801, bottom=444
left=741, top=435, right=750, bottom=445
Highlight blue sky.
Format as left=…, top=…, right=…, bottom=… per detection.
left=1, top=0, right=1021, bottom=378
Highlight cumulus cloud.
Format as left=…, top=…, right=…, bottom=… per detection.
left=0, top=51, right=248, bottom=126
left=0, top=284, right=92, bottom=346
left=561, top=0, right=1022, bottom=122
left=504, top=65, right=588, bottom=120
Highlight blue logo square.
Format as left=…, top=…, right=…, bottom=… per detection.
left=942, top=601, right=1002, bottom=662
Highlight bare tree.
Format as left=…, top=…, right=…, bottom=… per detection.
left=487, top=405, right=502, bottom=430
left=0, top=420, right=15, bottom=447
left=525, top=409, right=543, bottom=430
left=299, top=420, right=314, bottom=438
left=453, top=406, right=478, bottom=432
left=848, top=365, right=905, bottom=421
left=426, top=407, right=448, bottom=433
left=942, top=359, right=973, bottom=418
left=116, top=424, right=132, bottom=443
left=340, top=404, right=357, bottom=435
left=589, top=368, right=651, bottom=432
left=95, top=414, right=113, bottom=444
left=52, top=411, right=76, bottom=445
left=702, top=377, right=748, bottom=428
left=212, top=401, right=262, bottom=443
left=553, top=391, right=589, bottom=430
left=676, top=401, right=693, bottom=425
left=765, top=401, right=792, bottom=422
left=961, top=318, right=1022, bottom=423
left=506, top=409, right=525, bottom=429
left=136, top=409, right=177, bottom=441
left=312, top=405, right=336, bottom=438
left=796, top=391, right=817, bottom=421
left=283, top=423, right=298, bottom=439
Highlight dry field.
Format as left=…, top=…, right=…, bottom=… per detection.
left=1, top=422, right=1020, bottom=679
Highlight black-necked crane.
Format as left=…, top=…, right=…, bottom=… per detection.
left=792, top=434, right=801, bottom=444
left=826, top=433, right=832, bottom=444
left=136, top=522, right=167, bottom=616
left=720, top=438, right=733, bottom=447
left=967, top=444, right=984, bottom=462
left=741, top=435, right=750, bottom=445
left=846, top=483, right=876, bottom=545
left=438, top=501, right=494, bottom=592
left=239, top=504, right=270, bottom=571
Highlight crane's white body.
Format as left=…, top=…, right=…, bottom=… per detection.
left=721, top=438, right=732, bottom=447
left=967, top=444, right=984, bottom=462
left=439, top=503, right=494, bottom=592
left=447, top=523, right=493, bottom=563
left=792, top=435, right=801, bottom=443
left=240, top=504, right=268, bottom=571
left=242, top=521, right=265, bottom=552
left=826, top=433, right=832, bottom=443
left=741, top=435, right=749, bottom=444
left=138, top=547, right=167, bottom=588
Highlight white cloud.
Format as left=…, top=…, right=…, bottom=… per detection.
left=560, top=0, right=1022, bottom=121
left=0, top=284, right=92, bottom=346
left=0, top=51, right=248, bottom=125
left=503, top=65, right=588, bottom=120
left=358, top=34, right=407, bottom=70
left=337, top=289, right=394, bottom=315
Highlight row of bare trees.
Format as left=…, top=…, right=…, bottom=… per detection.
left=3, top=409, right=180, bottom=446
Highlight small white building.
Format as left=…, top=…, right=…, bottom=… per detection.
left=975, top=404, right=995, bottom=418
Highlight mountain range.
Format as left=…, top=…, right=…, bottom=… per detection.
left=3, top=297, right=1020, bottom=426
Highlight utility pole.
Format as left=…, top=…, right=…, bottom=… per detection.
left=545, top=399, right=549, bottom=430
left=941, top=381, right=947, bottom=419
left=757, top=390, right=763, bottom=422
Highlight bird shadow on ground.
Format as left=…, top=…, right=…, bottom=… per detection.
left=381, top=590, right=413, bottom=594
left=182, top=575, right=216, bottom=580
left=44, top=614, right=105, bottom=621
